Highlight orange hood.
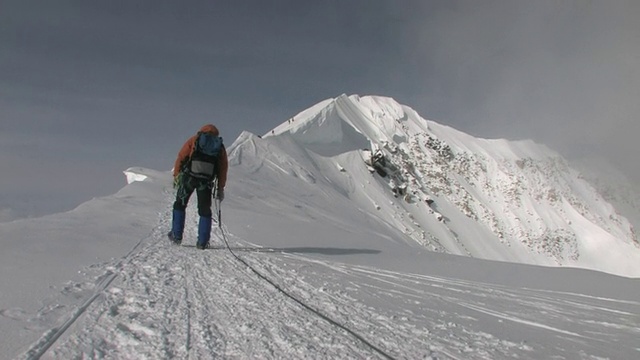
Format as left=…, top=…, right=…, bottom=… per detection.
left=199, top=124, right=219, bottom=135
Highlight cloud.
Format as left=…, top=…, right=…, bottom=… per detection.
left=0, top=207, right=20, bottom=223
left=405, top=1, right=640, bottom=183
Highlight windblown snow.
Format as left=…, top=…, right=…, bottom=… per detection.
left=1, top=95, right=639, bottom=359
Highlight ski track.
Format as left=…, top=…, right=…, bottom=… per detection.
left=21, top=200, right=640, bottom=359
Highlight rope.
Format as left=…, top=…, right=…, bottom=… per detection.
left=214, top=199, right=395, bottom=360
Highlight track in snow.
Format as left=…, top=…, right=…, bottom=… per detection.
left=21, top=205, right=640, bottom=359
left=30, top=219, right=401, bottom=359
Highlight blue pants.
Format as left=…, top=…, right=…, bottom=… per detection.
left=171, top=174, right=213, bottom=245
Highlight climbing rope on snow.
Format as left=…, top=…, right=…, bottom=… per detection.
left=214, top=199, right=396, bottom=360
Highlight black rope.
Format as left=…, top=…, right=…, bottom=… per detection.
left=214, top=199, right=395, bottom=360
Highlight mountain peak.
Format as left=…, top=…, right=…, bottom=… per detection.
left=265, top=94, right=560, bottom=163
left=233, top=94, right=640, bottom=276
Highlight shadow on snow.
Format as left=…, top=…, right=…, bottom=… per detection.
left=181, top=244, right=381, bottom=256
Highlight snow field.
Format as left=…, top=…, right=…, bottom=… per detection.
left=26, top=184, right=640, bottom=359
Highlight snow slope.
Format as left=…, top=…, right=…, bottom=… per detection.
left=571, top=156, right=640, bottom=233
left=1, top=95, right=639, bottom=359
left=265, top=94, right=640, bottom=277
left=1, top=167, right=638, bottom=359
left=0, top=168, right=166, bottom=359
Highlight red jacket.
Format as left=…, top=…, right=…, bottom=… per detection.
left=173, top=124, right=229, bottom=189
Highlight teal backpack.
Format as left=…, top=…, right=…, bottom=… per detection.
left=185, top=132, right=224, bottom=181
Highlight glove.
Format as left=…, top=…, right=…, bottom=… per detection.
left=215, top=188, right=225, bottom=202
left=173, top=174, right=180, bottom=189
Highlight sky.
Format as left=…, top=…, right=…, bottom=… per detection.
left=1, top=0, right=639, bottom=219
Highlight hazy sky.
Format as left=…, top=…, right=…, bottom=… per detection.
left=1, top=0, right=639, bottom=219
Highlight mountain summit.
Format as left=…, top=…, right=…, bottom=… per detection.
left=230, top=94, right=640, bottom=277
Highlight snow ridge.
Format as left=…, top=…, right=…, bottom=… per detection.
left=256, top=94, right=640, bottom=276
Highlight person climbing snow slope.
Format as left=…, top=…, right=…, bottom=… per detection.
left=168, top=124, right=228, bottom=249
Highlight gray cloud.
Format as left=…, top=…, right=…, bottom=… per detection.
left=404, top=1, right=640, bottom=182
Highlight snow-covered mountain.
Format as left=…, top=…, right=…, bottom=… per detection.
left=236, top=94, right=640, bottom=277
left=571, top=156, right=640, bottom=234
left=1, top=95, right=640, bottom=359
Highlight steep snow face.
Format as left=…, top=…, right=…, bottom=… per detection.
left=240, top=94, right=640, bottom=277
left=571, top=156, right=640, bottom=233
left=268, top=99, right=370, bottom=157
